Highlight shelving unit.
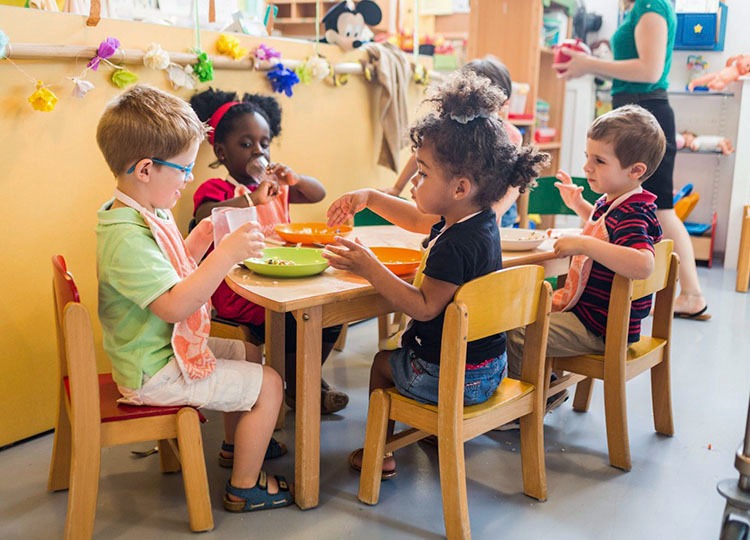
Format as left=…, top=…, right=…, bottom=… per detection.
left=670, top=89, right=739, bottom=265
left=467, top=0, right=568, bottom=227
left=272, top=0, right=392, bottom=38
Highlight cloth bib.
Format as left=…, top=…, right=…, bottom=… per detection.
left=114, top=189, right=216, bottom=380
left=552, top=187, right=642, bottom=312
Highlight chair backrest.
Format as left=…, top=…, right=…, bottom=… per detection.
left=52, top=255, right=81, bottom=379
left=528, top=176, right=599, bottom=216
left=606, top=240, right=678, bottom=351
left=354, top=207, right=393, bottom=226
left=437, top=265, right=552, bottom=413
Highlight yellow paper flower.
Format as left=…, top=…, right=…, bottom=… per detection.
left=28, top=81, right=58, bottom=112
left=216, top=34, right=248, bottom=61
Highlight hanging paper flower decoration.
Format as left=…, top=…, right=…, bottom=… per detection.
left=216, top=34, right=248, bottom=61
left=143, top=43, right=170, bottom=70
left=253, top=43, right=281, bottom=63
left=0, top=30, right=9, bottom=60
left=70, top=78, right=95, bottom=98
left=28, top=81, right=58, bottom=112
left=192, top=51, right=214, bottom=83
left=413, top=64, right=430, bottom=85
left=267, top=63, right=300, bottom=97
left=111, top=69, right=138, bottom=88
left=87, top=37, right=120, bottom=71
left=167, top=64, right=197, bottom=90
left=295, top=55, right=330, bottom=84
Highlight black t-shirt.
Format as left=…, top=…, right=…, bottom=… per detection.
left=402, top=209, right=506, bottom=365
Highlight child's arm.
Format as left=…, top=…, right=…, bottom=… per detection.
left=554, top=169, right=593, bottom=220
left=327, top=188, right=437, bottom=234
left=267, top=162, right=326, bottom=204
left=553, top=235, right=654, bottom=279
left=380, top=154, right=418, bottom=196
left=184, top=217, right=214, bottom=261
left=323, top=237, right=458, bottom=321
left=148, top=222, right=264, bottom=323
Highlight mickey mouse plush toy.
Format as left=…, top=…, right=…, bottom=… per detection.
left=322, top=0, right=382, bottom=51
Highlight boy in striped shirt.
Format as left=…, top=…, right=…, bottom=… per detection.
left=507, top=105, right=664, bottom=383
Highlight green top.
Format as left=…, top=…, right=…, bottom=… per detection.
left=611, top=0, right=676, bottom=95
left=96, top=202, right=180, bottom=389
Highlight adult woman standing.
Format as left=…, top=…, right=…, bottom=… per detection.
left=554, top=0, right=710, bottom=319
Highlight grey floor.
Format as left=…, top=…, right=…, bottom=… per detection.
left=2, top=264, right=749, bottom=540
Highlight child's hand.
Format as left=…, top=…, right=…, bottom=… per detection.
left=554, top=169, right=584, bottom=208
left=553, top=235, right=589, bottom=258
left=185, top=217, right=215, bottom=261
left=326, top=190, right=369, bottom=226
left=322, top=236, right=380, bottom=278
left=217, top=221, right=264, bottom=263
left=252, top=180, right=280, bottom=205
left=267, top=162, right=300, bottom=186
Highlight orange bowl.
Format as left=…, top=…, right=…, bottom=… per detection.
left=370, top=247, right=422, bottom=276
left=274, top=222, right=353, bottom=245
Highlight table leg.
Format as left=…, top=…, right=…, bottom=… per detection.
left=294, top=305, right=322, bottom=509
left=265, top=309, right=286, bottom=430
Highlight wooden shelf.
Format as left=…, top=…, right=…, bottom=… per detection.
left=510, top=118, right=535, bottom=127
left=536, top=141, right=562, bottom=150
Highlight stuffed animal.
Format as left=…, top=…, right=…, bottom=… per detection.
left=321, top=0, right=382, bottom=52
left=677, top=131, right=735, bottom=155
left=688, top=54, right=750, bottom=92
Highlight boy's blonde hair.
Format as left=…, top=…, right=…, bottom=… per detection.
left=97, top=85, right=207, bottom=176
left=587, top=104, right=666, bottom=182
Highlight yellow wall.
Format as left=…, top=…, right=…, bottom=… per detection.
left=0, top=6, right=422, bottom=446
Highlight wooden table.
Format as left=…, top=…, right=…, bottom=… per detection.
left=225, top=225, right=567, bottom=509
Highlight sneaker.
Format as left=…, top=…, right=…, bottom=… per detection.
left=493, top=389, right=570, bottom=432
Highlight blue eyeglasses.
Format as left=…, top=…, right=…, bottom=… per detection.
left=127, top=158, right=195, bottom=182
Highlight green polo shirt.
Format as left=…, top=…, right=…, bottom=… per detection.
left=611, top=0, right=676, bottom=95
left=96, top=201, right=180, bottom=389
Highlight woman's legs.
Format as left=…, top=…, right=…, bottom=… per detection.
left=657, top=208, right=708, bottom=315
left=225, top=365, right=284, bottom=498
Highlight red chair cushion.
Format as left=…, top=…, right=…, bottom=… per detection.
left=64, top=373, right=206, bottom=423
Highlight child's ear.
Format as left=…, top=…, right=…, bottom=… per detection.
left=453, top=176, right=473, bottom=200
left=132, top=158, right=153, bottom=184
left=629, top=162, right=647, bottom=179
left=213, top=142, right=226, bottom=163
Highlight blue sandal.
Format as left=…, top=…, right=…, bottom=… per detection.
left=223, top=471, right=294, bottom=512
left=219, top=438, right=288, bottom=468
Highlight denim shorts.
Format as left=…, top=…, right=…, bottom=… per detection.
left=389, top=348, right=507, bottom=406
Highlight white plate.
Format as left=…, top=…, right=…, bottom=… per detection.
left=500, top=228, right=546, bottom=251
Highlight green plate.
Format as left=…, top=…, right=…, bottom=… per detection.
left=243, top=247, right=329, bottom=278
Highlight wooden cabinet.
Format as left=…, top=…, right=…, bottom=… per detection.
left=273, top=0, right=393, bottom=38
left=467, top=0, right=568, bottom=227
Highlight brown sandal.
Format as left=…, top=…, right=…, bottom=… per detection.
left=348, top=448, right=397, bottom=480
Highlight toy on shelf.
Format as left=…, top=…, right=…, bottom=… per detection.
left=677, top=131, right=735, bottom=155
left=686, top=54, right=709, bottom=91
left=687, top=54, right=750, bottom=92
left=321, top=0, right=382, bottom=51
left=673, top=183, right=700, bottom=222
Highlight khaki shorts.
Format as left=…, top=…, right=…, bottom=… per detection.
left=117, top=337, right=263, bottom=413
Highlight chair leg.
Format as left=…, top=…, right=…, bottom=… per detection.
left=438, top=428, right=470, bottom=540
left=48, top=395, right=72, bottom=492
left=333, top=323, right=348, bottom=352
left=358, top=390, right=390, bottom=505
left=176, top=408, right=213, bottom=532
left=64, top=429, right=100, bottom=540
left=158, top=439, right=181, bottom=473
left=519, top=408, right=547, bottom=501
left=603, top=373, right=631, bottom=471
left=572, top=377, right=594, bottom=412
left=651, top=357, right=675, bottom=436
left=736, top=213, right=750, bottom=292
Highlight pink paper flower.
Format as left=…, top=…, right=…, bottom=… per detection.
left=87, top=37, right=120, bottom=71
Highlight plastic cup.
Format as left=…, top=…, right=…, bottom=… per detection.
left=211, top=206, right=258, bottom=246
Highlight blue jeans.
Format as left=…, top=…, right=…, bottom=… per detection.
left=500, top=202, right=518, bottom=228
left=389, top=348, right=507, bottom=406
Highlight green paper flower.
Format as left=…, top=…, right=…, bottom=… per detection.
left=295, top=64, right=312, bottom=85
left=111, top=69, right=138, bottom=88
left=193, top=51, right=214, bottom=83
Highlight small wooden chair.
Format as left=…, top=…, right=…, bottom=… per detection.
left=48, top=256, right=213, bottom=537
left=735, top=205, right=750, bottom=292
left=358, top=265, right=552, bottom=539
left=547, top=240, right=679, bottom=471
